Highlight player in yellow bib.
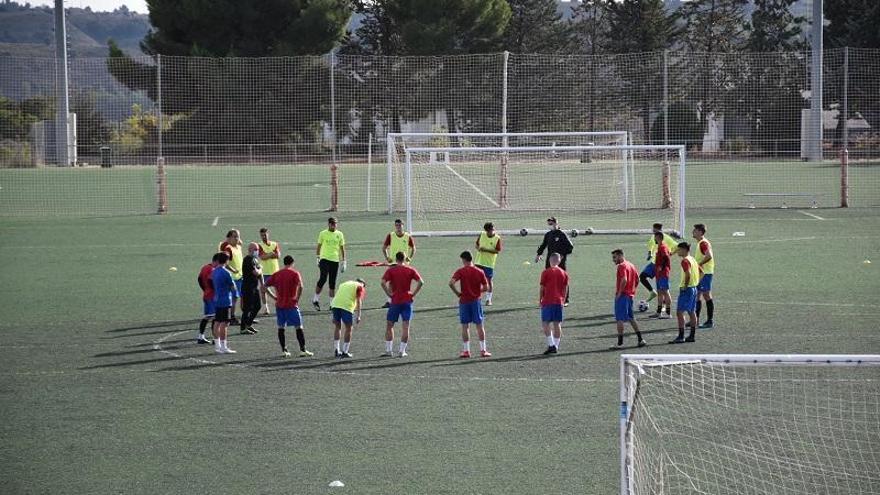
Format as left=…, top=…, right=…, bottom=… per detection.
left=312, top=217, right=346, bottom=311
left=474, top=222, right=503, bottom=306
left=218, top=229, right=244, bottom=323
left=381, top=219, right=416, bottom=308
left=670, top=241, right=699, bottom=344
left=692, top=223, right=716, bottom=329
left=258, top=227, right=280, bottom=315
left=640, top=222, right=679, bottom=306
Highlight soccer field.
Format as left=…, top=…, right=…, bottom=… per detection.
left=1, top=191, right=879, bottom=493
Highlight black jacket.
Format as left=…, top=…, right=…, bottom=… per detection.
left=537, top=229, right=574, bottom=257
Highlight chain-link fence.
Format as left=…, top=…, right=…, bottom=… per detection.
left=0, top=48, right=877, bottom=216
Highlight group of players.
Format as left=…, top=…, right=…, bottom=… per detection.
left=195, top=216, right=715, bottom=357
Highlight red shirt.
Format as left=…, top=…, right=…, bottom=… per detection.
left=616, top=261, right=639, bottom=298
left=452, top=265, right=488, bottom=304
left=198, top=264, right=215, bottom=301
left=382, top=264, right=423, bottom=305
left=540, top=266, right=569, bottom=306
left=266, top=268, right=302, bottom=309
left=655, top=243, right=671, bottom=279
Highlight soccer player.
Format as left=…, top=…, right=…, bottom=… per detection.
left=449, top=251, right=491, bottom=358
left=649, top=231, right=673, bottom=319
left=474, top=222, right=502, bottom=306
left=265, top=255, right=313, bottom=358
left=639, top=223, right=678, bottom=307
left=612, top=249, right=646, bottom=348
left=535, top=216, right=574, bottom=306
left=239, top=242, right=263, bottom=335
left=693, top=223, right=715, bottom=329
left=196, top=253, right=220, bottom=344
left=381, top=218, right=416, bottom=308
left=312, top=217, right=346, bottom=311
left=380, top=251, right=424, bottom=357
left=211, top=252, right=237, bottom=354
left=539, top=252, right=569, bottom=355
left=670, top=242, right=699, bottom=344
left=258, top=227, right=280, bottom=316
left=219, top=229, right=244, bottom=323
left=329, top=278, right=366, bottom=358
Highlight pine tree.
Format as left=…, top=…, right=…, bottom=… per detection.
left=502, top=0, right=570, bottom=53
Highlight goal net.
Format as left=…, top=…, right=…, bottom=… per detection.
left=395, top=144, right=684, bottom=237
left=620, top=354, right=880, bottom=495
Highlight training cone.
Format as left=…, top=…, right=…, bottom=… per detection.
left=169, top=266, right=178, bottom=271
left=864, top=260, right=872, bottom=265
left=329, top=480, right=345, bottom=487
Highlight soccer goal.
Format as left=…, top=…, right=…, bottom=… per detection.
left=619, top=354, right=880, bottom=495
left=395, top=144, right=684, bottom=237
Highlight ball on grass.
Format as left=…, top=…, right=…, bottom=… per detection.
left=169, top=266, right=178, bottom=272
left=519, top=228, right=528, bottom=237
left=571, top=229, right=578, bottom=238
left=637, top=300, right=649, bottom=312
left=864, top=259, right=872, bottom=265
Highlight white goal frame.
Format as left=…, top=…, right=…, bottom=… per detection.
left=401, top=144, right=685, bottom=237
left=387, top=131, right=632, bottom=215
left=619, top=354, right=880, bottom=495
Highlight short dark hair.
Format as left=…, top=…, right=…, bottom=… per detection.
left=395, top=251, right=405, bottom=262
left=283, top=255, right=294, bottom=265
left=394, top=218, right=403, bottom=224
left=653, top=223, right=663, bottom=230
left=225, top=229, right=237, bottom=238
left=217, top=252, right=229, bottom=264
left=611, top=249, right=624, bottom=256
left=259, top=227, right=268, bottom=233
left=460, top=250, right=473, bottom=262
left=211, top=252, right=222, bottom=262
left=654, top=231, right=664, bottom=240
left=547, top=216, right=557, bottom=223
left=694, top=223, right=706, bottom=234
left=355, top=277, right=367, bottom=287
left=483, top=222, right=494, bottom=231
left=677, top=241, right=690, bottom=251
left=328, top=217, right=337, bottom=224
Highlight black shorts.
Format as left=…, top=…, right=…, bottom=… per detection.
left=241, top=291, right=261, bottom=311
left=215, top=307, right=232, bottom=322
left=317, top=259, right=340, bottom=290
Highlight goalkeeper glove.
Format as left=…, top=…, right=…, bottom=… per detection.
left=316, top=257, right=321, bottom=267
left=341, top=260, right=347, bottom=273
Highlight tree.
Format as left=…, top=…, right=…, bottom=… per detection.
left=678, top=0, right=749, bottom=53
left=69, top=92, right=111, bottom=157
left=825, top=0, right=880, bottom=49
left=747, top=0, right=807, bottom=52
left=502, top=0, right=570, bottom=54
left=568, top=0, right=612, bottom=132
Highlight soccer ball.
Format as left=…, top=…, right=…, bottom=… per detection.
left=520, top=228, right=528, bottom=237
left=637, top=300, right=649, bottom=312
left=570, top=229, right=578, bottom=238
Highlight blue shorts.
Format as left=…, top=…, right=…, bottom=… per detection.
left=640, top=263, right=655, bottom=278
left=234, top=279, right=242, bottom=297
left=541, top=304, right=564, bottom=323
left=614, top=296, right=634, bottom=322
left=387, top=302, right=414, bottom=322
left=477, top=265, right=494, bottom=280
left=276, top=307, right=303, bottom=328
left=331, top=307, right=354, bottom=325
left=677, top=287, right=698, bottom=312
left=656, top=277, right=670, bottom=291
left=698, top=274, right=713, bottom=292
left=202, top=300, right=215, bottom=316
left=458, top=301, right=484, bottom=325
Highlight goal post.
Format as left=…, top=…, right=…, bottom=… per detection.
left=399, top=144, right=685, bottom=237
left=620, top=354, right=880, bottom=495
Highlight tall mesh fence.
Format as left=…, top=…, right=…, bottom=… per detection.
left=0, top=49, right=877, bottom=216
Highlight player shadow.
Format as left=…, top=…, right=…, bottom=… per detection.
left=99, top=328, right=193, bottom=339
left=79, top=355, right=190, bottom=370
left=107, top=319, right=200, bottom=332
left=157, top=356, right=281, bottom=371
left=93, top=347, right=174, bottom=358
left=571, top=326, right=679, bottom=340
left=125, top=338, right=193, bottom=347
left=484, top=305, right=537, bottom=316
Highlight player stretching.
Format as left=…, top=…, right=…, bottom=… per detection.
left=449, top=251, right=491, bottom=358
left=670, top=242, right=699, bottom=344
left=639, top=223, right=678, bottom=307
left=380, top=252, right=424, bottom=357
left=381, top=219, right=416, bottom=308
left=196, top=253, right=220, bottom=344
left=258, top=227, right=280, bottom=316
left=474, top=222, right=502, bottom=306
left=219, top=229, right=244, bottom=323
left=648, top=231, right=672, bottom=319
left=535, top=216, right=574, bottom=306
left=312, top=217, right=346, bottom=311
left=539, top=253, right=569, bottom=355
left=211, top=252, right=237, bottom=354
left=266, top=256, right=313, bottom=358
left=612, top=249, right=646, bottom=348
left=693, top=224, right=715, bottom=329
left=330, top=278, right=367, bottom=358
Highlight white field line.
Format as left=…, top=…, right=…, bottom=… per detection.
left=716, top=236, right=817, bottom=245
left=443, top=164, right=499, bottom=208
left=797, top=210, right=826, bottom=220
left=211, top=216, right=220, bottom=227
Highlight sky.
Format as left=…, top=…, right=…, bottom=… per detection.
left=30, top=0, right=149, bottom=14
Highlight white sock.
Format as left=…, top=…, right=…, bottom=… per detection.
left=399, top=342, right=408, bottom=353
left=479, top=340, right=487, bottom=351
left=342, top=342, right=351, bottom=353
left=385, top=340, right=393, bottom=352
left=334, top=339, right=340, bottom=352
left=386, top=296, right=391, bottom=303
left=215, top=340, right=221, bottom=350
left=220, top=339, right=228, bottom=350
left=486, top=292, right=493, bottom=301
left=462, top=341, right=470, bottom=352
left=546, top=335, right=555, bottom=346
left=198, top=332, right=205, bottom=339
left=313, top=294, right=319, bottom=302
left=553, top=336, right=561, bottom=348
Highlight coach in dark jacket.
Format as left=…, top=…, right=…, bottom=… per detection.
left=535, top=216, right=574, bottom=305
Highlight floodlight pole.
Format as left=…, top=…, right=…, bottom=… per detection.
left=808, top=0, right=823, bottom=162
left=54, top=0, right=70, bottom=166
